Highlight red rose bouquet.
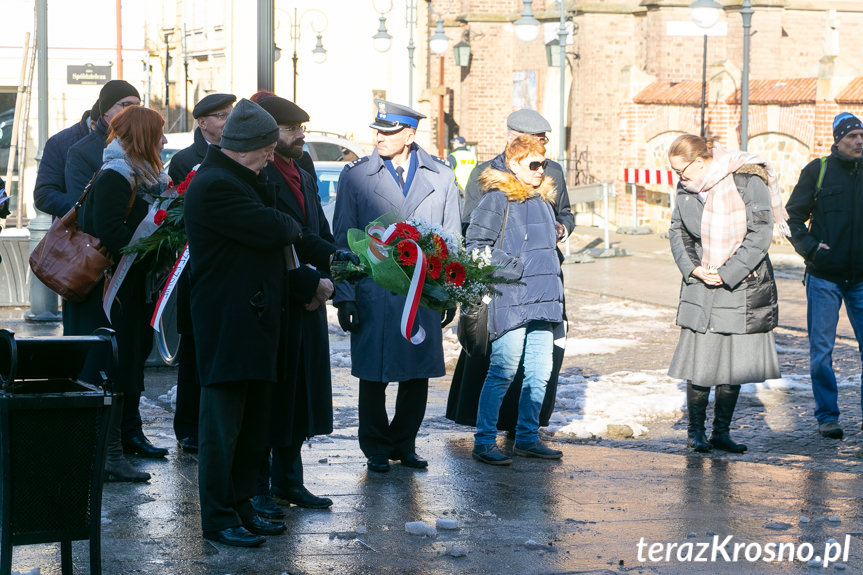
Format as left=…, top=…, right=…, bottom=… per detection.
left=122, top=167, right=196, bottom=270
left=333, top=210, right=514, bottom=312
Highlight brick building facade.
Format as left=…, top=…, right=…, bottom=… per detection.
left=430, top=0, right=863, bottom=231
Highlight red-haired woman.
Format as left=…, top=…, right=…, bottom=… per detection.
left=65, top=105, right=171, bottom=482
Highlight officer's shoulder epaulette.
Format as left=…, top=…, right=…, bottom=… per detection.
left=345, top=156, right=370, bottom=170
left=431, top=155, right=450, bottom=166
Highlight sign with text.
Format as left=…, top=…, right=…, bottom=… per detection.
left=67, top=64, right=111, bottom=86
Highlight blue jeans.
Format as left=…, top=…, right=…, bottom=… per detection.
left=474, top=321, right=554, bottom=446
left=806, top=274, right=863, bottom=423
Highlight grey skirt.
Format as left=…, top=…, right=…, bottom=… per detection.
left=668, top=328, right=780, bottom=387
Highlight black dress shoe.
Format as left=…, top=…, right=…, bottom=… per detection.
left=251, top=494, right=285, bottom=519
left=203, top=526, right=265, bottom=547
left=367, top=455, right=390, bottom=472
left=272, top=486, right=333, bottom=509
left=122, top=436, right=168, bottom=458
left=242, top=515, right=287, bottom=536
left=392, top=451, right=428, bottom=469
left=177, top=436, right=198, bottom=453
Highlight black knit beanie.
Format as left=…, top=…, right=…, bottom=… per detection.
left=219, top=99, right=279, bottom=152
left=97, top=80, right=140, bottom=117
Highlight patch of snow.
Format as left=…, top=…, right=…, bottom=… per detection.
left=405, top=521, right=436, bottom=537
left=563, top=337, right=640, bottom=356
left=436, top=518, right=459, bottom=530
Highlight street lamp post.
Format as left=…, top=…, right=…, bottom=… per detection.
left=690, top=0, right=722, bottom=138
left=277, top=8, right=328, bottom=104
left=740, top=0, right=753, bottom=150
left=554, top=2, right=570, bottom=165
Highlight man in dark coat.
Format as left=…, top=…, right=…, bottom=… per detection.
left=185, top=98, right=301, bottom=548
left=250, top=94, right=352, bottom=517
left=168, top=92, right=236, bottom=455
left=333, top=99, right=462, bottom=473
left=167, top=93, right=236, bottom=184
left=34, top=102, right=96, bottom=217
left=64, top=80, right=140, bottom=199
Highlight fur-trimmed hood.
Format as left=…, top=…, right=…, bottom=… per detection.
left=477, top=166, right=557, bottom=204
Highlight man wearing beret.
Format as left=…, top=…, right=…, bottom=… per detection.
left=333, top=99, right=461, bottom=472
left=185, top=98, right=303, bottom=547
left=168, top=92, right=236, bottom=456
left=168, top=93, right=236, bottom=184
left=250, top=93, right=358, bottom=517
left=786, top=112, right=863, bottom=440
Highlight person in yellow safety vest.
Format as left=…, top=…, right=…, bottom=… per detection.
left=447, top=136, right=477, bottom=191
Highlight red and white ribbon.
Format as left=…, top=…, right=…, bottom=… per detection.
left=150, top=244, right=189, bottom=332
left=366, top=224, right=427, bottom=345
left=399, top=239, right=426, bottom=345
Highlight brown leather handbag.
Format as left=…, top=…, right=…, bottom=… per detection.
left=29, top=172, right=133, bottom=303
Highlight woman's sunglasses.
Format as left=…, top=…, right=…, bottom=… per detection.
left=672, top=158, right=696, bottom=180
left=527, top=159, right=549, bottom=172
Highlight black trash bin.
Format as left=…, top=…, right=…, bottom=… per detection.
left=0, top=328, right=116, bottom=575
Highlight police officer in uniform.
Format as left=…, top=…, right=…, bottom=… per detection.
left=446, top=135, right=477, bottom=192
left=333, top=99, right=461, bottom=472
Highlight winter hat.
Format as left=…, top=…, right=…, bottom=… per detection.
left=451, top=136, right=466, bottom=147
left=219, top=98, right=279, bottom=152
left=89, top=100, right=101, bottom=122
left=97, top=80, right=140, bottom=117
left=506, top=108, right=552, bottom=134
left=833, top=112, right=863, bottom=143
left=192, top=93, right=237, bottom=119
left=256, top=95, right=310, bottom=126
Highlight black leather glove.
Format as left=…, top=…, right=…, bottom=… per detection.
left=331, top=250, right=360, bottom=266
left=337, top=302, right=360, bottom=332
left=441, top=307, right=457, bottom=328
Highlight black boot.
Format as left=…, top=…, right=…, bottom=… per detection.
left=710, top=384, right=747, bottom=453
left=104, top=395, right=151, bottom=482
left=686, top=382, right=712, bottom=452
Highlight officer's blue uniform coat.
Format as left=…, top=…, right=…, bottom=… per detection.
left=333, top=145, right=462, bottom=382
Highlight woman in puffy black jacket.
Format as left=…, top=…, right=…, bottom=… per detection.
left=667, top=134, right=786, bottom=454
left=465, top=135, right=564, bottom=466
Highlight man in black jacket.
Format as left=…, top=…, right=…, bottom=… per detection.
left=34, top=102, right=97, bottom=217
left=168, top=92, right=235, bottom=455
left=167, top=93, right=236, bottom=184
left=185, top=98, right=301, bottom=547
left=786, top=112, right=863, bottom=441
left=251, top=94, right=345, bottom=518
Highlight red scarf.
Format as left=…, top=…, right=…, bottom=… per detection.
left=274, top=155, right=305, bottom=219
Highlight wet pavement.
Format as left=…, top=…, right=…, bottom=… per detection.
left=3, top=227, right=863, bottom=574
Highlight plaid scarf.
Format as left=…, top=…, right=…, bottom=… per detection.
left=698, top=145, right=789, bottom=270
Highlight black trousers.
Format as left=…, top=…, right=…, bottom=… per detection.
left=198, top=380, right=272, bottom=532
left=358, top=378, right=428, bottom=458
left=172, top=333, right=201, bottom=442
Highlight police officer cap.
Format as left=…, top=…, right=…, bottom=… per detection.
left=506, top=109, right=552, bottom=134
left=257, top=95, right=310, bottom=125
left=369, top=99, right=426, bottom=133
left=451, top=136, right=466, bottom=147
left=193, top=93, right=237, bottom=119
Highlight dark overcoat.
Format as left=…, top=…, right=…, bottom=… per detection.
left=64, top=119, right=108, bottom=199
left=262, top=161, right=336, bottom=443
left=184, top=146, right=303, bottom=386
left=332, top=145, right=462, bottom=382
left=34, top=110, right=91, bottom=217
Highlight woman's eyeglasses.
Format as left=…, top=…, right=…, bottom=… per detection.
left=527, top=159, right=549, bottom=171
left=672, top=158, right=696, bottom=180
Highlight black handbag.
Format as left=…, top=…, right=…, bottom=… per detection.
left=457, top=202, right=509, bottom=357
